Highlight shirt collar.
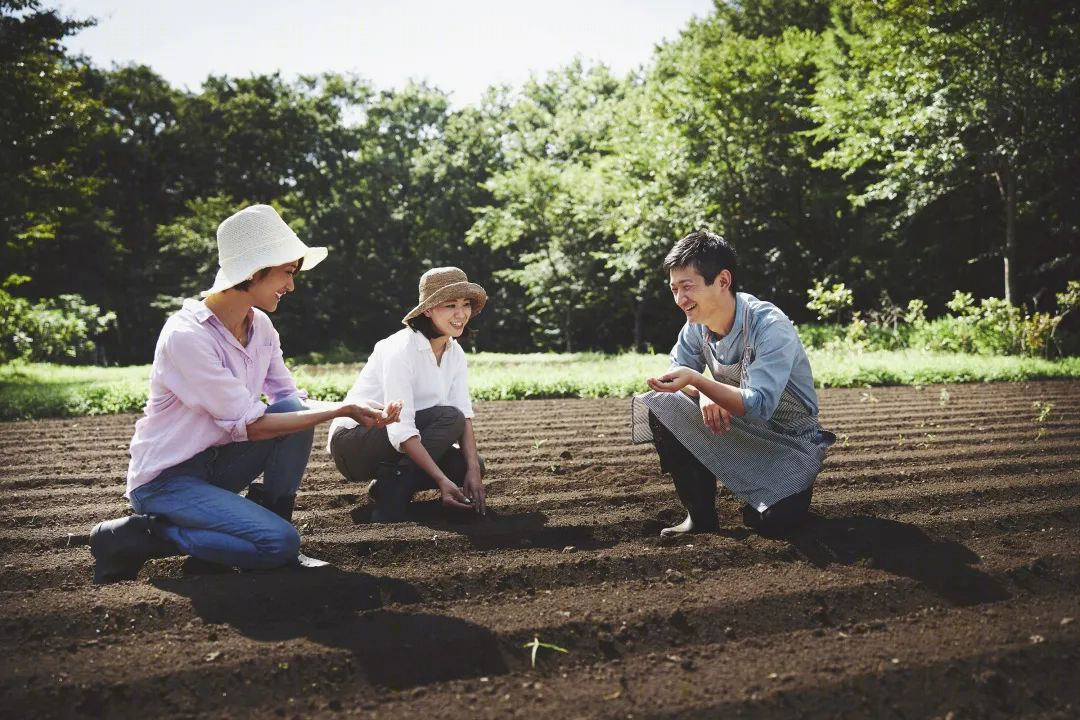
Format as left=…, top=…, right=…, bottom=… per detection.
left=183, top=298, right=215, bottom=323
left=730, top=292, right=745, bottom=338
left=406, top=328, right=427, bottom=352
left=707, top=293, right=744, bottom=351
left=182, top=298, right=255, bottom=348
left=409, top=328, right=457, bottom=357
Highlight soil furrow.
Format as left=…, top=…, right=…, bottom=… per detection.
left=4, top=529, right=1075, bottom=653
left=5, top=467, right=1075, bottom=530
left=0, top=380, right=1076, bottom=718
left=2, top=491, right=1076, bottom=560
left=5, top=594, right=1074, bottom=720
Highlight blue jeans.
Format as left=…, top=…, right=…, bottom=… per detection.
left=129, top=396, right=313, bottom=569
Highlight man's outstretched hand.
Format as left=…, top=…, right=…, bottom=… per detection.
left=646, top=367, right=700, bottom=394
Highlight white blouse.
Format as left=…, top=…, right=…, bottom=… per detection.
left=327, top=328, right=474, bottom=452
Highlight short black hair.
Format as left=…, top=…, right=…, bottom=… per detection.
left=406, top=313, right=443, bottom=340
left=662, top=229, right=737, bottom=292
left=406, top=313, right=475, bottom=342
left=230, top=258, right=304, bottom=292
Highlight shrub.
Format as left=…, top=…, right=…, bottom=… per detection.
left=806, top=280, right=853, bottom=322
left=0, top=286, right=34, bottom=364
left=0, top=276, right=117, bottom=364
left=795, top=323, right=846, bottom=350
left=806, top=281, right=1078, bottom=358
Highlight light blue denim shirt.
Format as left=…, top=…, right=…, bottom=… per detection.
left=670, top=292, right=819, bottom=422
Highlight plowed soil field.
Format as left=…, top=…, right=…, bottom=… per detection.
left=2, top=381, right=1078, bottom=719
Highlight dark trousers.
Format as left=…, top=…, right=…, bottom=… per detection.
left=648, top=410, right=812, bottom=537
left=330, top=405, right=484, bottom=489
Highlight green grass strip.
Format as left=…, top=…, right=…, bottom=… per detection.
left=2, top=351, right=1078, bottom=420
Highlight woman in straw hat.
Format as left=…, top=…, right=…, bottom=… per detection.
left=328, top=266, right=488, bottom=522
left=89, top=204, right=401, bottom=583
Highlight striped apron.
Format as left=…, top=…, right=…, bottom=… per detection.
left=632, top=310, right=834, bottom=512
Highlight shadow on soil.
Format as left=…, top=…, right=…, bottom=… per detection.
left=351, top=501, right=617, bottom=552
left=151, top=568, right=512, bottom=689
left=788, top=513, right=1010, bottom=606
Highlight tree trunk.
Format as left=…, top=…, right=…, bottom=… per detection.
left=564, top=306, right=573, bottom=353
left=633, top=297, right=644, bottom=353
left=1003, top=169, right=1018, bottom=305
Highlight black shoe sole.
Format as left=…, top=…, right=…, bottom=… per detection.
left=91, top=549, right=145, bottom=583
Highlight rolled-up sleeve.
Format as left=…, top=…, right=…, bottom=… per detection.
left=739, top=318, right=799, bottom=422
left=669, top=323, right=707, bottom=372
left=262, top=325, right=304, bottom=404
left=382, top=346, right=420, bottom=452
left=163, top=329, right=267, bottom=442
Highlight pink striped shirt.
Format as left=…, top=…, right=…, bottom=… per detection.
left=125, top=299, right=303, bottom=496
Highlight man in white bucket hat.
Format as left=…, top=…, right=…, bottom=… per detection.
left=89, top=204, right=402, bottom=582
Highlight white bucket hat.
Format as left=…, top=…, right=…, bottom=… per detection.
left=200, top=204, right=328, bottom=297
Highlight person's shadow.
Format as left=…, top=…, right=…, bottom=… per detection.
left=787, top=513, right=1009, bottom=606
left=350, top=500, right=615, bottom=552
left=152, top=567, right=512, bottom=689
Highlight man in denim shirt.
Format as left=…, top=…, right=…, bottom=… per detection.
left=634, top=230, right=834, bottom=538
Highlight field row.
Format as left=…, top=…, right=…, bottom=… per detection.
left=1, top=380, right=1077, bottom=718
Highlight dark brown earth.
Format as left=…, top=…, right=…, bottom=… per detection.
left=1, top=381, right=1077, bottom=719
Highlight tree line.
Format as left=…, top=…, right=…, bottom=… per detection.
left=2, top=0, right=1077, bottom=364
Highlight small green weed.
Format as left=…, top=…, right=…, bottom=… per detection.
left=1032, top=400, right=1055, bottom=441
left=1032, top=400, right=1054, bottom=424
left=523, top=636, right=568, bottom=668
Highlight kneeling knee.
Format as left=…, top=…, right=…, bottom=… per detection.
left=267, top=395, right=307, bottom=414
left=261, top=525, right=301, bottom=565
left=443, top=404, right=465, bottom=425
left=429, top=405, right=466, bottom=436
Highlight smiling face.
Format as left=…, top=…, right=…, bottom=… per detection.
left=669, top=264, right=731, bottom=328
left=247, top=261, right=299, bottom=312
left=423, top=297, right=473, bottom=338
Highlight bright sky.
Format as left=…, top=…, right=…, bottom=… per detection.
left=58, top=0, right=716, bottom=107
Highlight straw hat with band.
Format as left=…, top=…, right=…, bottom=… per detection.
left=201, top=204, right=328, bottom=297
left=402, top=267, right=487, bottom=325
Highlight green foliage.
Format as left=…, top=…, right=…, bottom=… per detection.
left=0, top=275, right=116, bottom=363
left=649, top=14, right=853, bottom=315
left=1057, top=281, right=1080, bottom=315
left=809, top=349, right=1080, bottom=387
left=1031, top=400, right=1053, bottom=424
left=23, top=294, right=116, bottom=362
left=5, top=351, right=1080, bottom=420
left=909, top=291, right=1062, bottom=356
left=466, top=63, right=641, bottom=352
left=0, top=362, right=148, bottom=420
left=1, top=1, right=100, bottom=251
left=809, top=0, right=1079, bottom=303
left=806, top=280, right=854, bottom=322
left=292, top=352, right=670, bottom=402
left=800, top=285, right=1080, bottom=358
left=2, top=0, right=1077, bottom=364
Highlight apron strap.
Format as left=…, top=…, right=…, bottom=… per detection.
left=738, top=297, right=752, bottom=388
